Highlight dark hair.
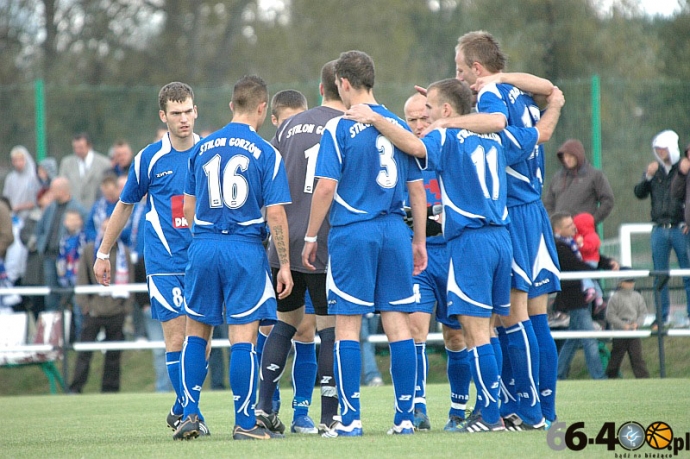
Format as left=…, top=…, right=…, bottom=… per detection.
left=321, top=60, right=340, bottom=101
left=427, top=79, right=472, bottom=116
left=457, top=30, right=507, bottom=73
left=270, top=90, right=307, bottom=118
left=232, top=75, right=268, bottom=113
left=72, top=132, right=91, bottom=145
left=158, top=82, right=194, bottom=112
left=335, top=50, right=375, bottom=91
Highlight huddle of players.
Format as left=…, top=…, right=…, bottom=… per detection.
left=95, top=29, right=565, bottom=441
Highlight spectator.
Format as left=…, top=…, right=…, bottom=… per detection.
left=0, top=197, right=18, bottom=314
left=59, top=132, right=111, bottom=209
left=543, top=139, right=614, bottom=224
left=573, top=212, right=605, bottom=311
left=18, top=188, right=54, bottom=316
left=56, top=209, right=87, bottom=339
left=35, top=177, right=87, bottom=311
left=604, top=270, right=650, bottom=379
left=69, top=220, right=134, bottom=393
left=634, top=129, right=690, bottom=328
left=669, top=141, right=690, bottom=326
left=551, top=212, right=618, bottom=380
left=84, top=174, right=128, bottom=243
left=108, top=140, right=134, bottom=177
left=36, top=157, right=58, bottom=201
left=3, top=145, right=40, bottom=221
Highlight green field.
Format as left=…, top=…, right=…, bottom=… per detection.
left=2, top=380, right=689, bottom=459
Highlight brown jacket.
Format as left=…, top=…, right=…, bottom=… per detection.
left=76, top=242, right=133, bottom=317
left=0, top=199, right=15, bottom=259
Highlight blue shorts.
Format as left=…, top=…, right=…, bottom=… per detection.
left=185, top=235, right=277, bottom=326
left=148, top=274, right=186, bottom=322
left=413, top=243, right=460, bottom=329
left=508, top=202, right=561, bottom=297
left=447, top=226, right=512, bottom=319
left=327, top=215, right=416, bottom=315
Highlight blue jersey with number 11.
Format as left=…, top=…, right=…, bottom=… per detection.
left=420, top=126, right=538, bottom=241
left=185, top=122, right=291, bottom=240
left=316, top=105, right=422, bottom=228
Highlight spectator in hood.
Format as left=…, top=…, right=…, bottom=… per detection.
left=669, top=141, right=690, bottom=326
left=543, top=139, right=614, bottom=225
left=634, top=129, right=690, bottom=327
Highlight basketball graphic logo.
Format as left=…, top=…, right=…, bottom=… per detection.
left=646, top=421, right=673, bottom=449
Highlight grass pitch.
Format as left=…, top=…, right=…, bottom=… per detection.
left=2, top=379, right=689, bottom=459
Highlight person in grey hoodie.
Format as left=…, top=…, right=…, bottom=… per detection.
left=543, top=138, right=614, bottom=225
left=634, top=129, right=690, bottom=326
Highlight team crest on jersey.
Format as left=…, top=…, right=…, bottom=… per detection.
left=171, top=195, right=188, bottom=228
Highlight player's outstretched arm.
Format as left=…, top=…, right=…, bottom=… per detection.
left=421, top=112, right=505, bottom=137
left=407, top=180, right=428, bottom=275
left=535, top=87, right=565, bottom=144
left=473, top=72, right=553, bottom=97
left=344, top=104, right=426, bottom=158
left=266, top=204, right=293, bottom=299
left=93, top=200, right=134, bottom=286
left=302, top=178, right=336, bottom=271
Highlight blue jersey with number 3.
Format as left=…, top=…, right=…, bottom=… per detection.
left=185, top=123, right=291, bottom=240
left=316, top=105, right=422, bottom=227
left=420, top=126, right=537, bottom=241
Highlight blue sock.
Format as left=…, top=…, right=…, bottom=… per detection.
left=469, top=344, right=500, bottom=424
left=531, top=314, right=558, bottom=422
left=257, top=321, right=294, bottom=413
left=334, top=340, right=361, bottom=427
left=317, top=327, right=338, bottom=426
left=446, top=347, right=470, bottom=419
left=256, top=329, right=268, bottom=362
left=390, top=339, right=416, bottom=425
left=414, top=342, right=428, bottom=414
left=231, top=342, right=258, bottom=430
left=292, top=340, right=317, bottom=419
left=166, top=351, right=183, bottom=415
left=496, top=327, right=517, bottom=417
left=506, top=320, right=542, bottom=424
left=180, top=336, right=207, bottom=418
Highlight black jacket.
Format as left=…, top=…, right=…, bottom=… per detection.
left=553, top=238, right=615, bottom=312
left=634, top=165, right=684, bottom=226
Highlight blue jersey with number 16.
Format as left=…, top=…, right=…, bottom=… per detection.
left=185, top=122, right=291, bottom=240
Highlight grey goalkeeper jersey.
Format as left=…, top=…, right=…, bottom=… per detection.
left=268, top=105, right=343, bottom=273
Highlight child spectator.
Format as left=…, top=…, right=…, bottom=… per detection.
left=573, top=212, right=604, bottom=310
left=57, top=209, right=86, bottom=339
left=604, top=269, right=650, bottom=379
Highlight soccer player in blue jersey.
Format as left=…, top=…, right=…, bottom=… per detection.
left=93, top=82, right=210, bottom=436
left=453, top=31, right=562, bottom=430
left=257, top=63, right=345, bottom=437
left=177, top=75, right=293, bottom=441
left=302, top=50, right=428, bottom=437
left=345, top=77, right=563, bottom=432
left=402, top=93, right=470, bottom=431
